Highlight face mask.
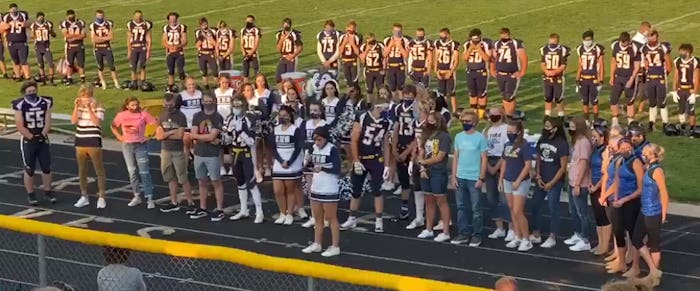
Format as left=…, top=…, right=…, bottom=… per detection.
left=165, top=105, right=176, bottom=113
left=681, top=53, right=690, bottom=59
left=548, top=43, right=558, bottom=48
left=324, top=28, right=334, bottom=34
left=37, top=18, right=45, bottom=24
left=10, top=11, right=18, bottom=17
left=203, top=104, right=216, bottom=112
left=232, top=108, right=242, bottom=116
left=471, top=39, right=481, bottom=44
left=507, top=133, right=518, bottom=142
left=284, top=26, right=291, bottom=31
left=439, top=36, right=447, bottom=42
left=310, top=112, right=320, bottom=119
left=278, top=117, right=290, bottom=125
left=416, top=36, right=425, bottom=41
left=95, top=17, right=104, bottom=24
left=246, top=22, right=254, bottom=29
left=621, top=151, right=632, bottom=159
left=403, top=99, right=414, bottom=106
left=583, top=40, right=593, bottom=47
left=426, top=122, right=437, bottom=129
left=462, top=123, right=474, bottom=131
left=68, top=16, right=76, bottom=21
left=649, top=41, right=658, bottom=46
left=500, top=37, right=510, bottom=42
left=393, top=31, right=402, bottom=38
left=379, top=109, right=390, bottom=120
left=489, top=115, right=501, bottom=123
left=568, top=129, right=575, bottom=136
left=543, top=128, right=556, bottom=137
left=368, top=40, right=376, bottom=45
left=25, top=93, right=38, bottom=102
left=641, top=156, right=650, bottom=164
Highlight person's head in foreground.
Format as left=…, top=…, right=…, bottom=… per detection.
left=494, top=276, right=518, bottom=291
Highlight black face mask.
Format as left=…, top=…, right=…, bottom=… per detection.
left=283, top=26, right=291, bottom=31
left=543, top=128, right=556, bottom=137
left=246, top=22, right=254, bottom=29
left=471, top=39, right=481, bottom=44
left=439, top=36, right=447, bottom=42
left=68, top=16, right=76, bottom=21
left=368, top=40, right=376, bottom=45
left=416, top=36, right=425, bottom=41
left=500, top=37, right=510, bottom=42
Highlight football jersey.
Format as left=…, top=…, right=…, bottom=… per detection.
left=224, top=114, right=255, bottom=148
left=216, top=28, right=236, bottom=55
left=360, top=43, right=385, bottom=70
left=434, top=39, right=460, bottom=71
left=275, top=29, right=303, bottom=56
left=30, top=21, right=54, bottom=47
left=611, top=41, right=641, bottom=77
left=493, top=38, right=524, bottom=73
left=576, top=43, right=606, bottom=76
left=178, top=90, right=202, bottom=127
left=393, top=102, right=415, bottom=146
left=383, top=36, right=411, bottom=65
left=539, top=44, right=571, bottom=76
left=163, top=23, right=187, bottom=52
left=641, top=42, right=672, bottom=77
left=89, top=20, right=114, bottom=48
left=61, top=19, right=87, bottom=46
left=464, top=39, right=492, bottom=71
left=413, top=119, right=425, bottom=141
left=195, top=28, right=217, bottom=53
left=11, top=96, right=53, bottom=135
left=126, top=20, right=153, bottom=46
left=2, top=11, right=29, bottom=43
left=240, top=26, right=262, bottom=57
left=674, top=56, right=699, bottom=88
left=356, top=112, right=390, bottom=156
left=408, top=39, right=433, bottom=70
left=317, top=30, right=341, bottom=61
left=339, top=32, right=362, bottom=61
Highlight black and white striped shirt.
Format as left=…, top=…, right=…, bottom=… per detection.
left=74, top=103, right=105, bottom=147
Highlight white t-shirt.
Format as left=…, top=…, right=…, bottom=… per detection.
left=215, top=88, right=234, bottom=118
left=632, top=31, right=647, bottom=45
left=484, top=123, right=509, bottom=158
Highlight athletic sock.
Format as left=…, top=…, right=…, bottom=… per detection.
left=557, top=110, right=565, bottom=117
left=544, top=109, right=551, bottom=116
left=237, top=188, right=248, bottom=213
left=679, top=114, right=687, bottom=124
left=612, top=117, right=619, bottom=126
left=414, top=191, right=425, bottom=220
left=250, top=186, right=263, bottom=213
left=649, top=106, right=658, bottom=123
left=660, top=107, right=669, bottom=123
left=401, top=199, right=409, bottom=212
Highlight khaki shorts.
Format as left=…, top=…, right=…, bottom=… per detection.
left=161, top=150, right=188, bottom=184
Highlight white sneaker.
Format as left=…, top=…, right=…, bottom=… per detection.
left=323, top=220, right=329, bottom=228
left=417, top=230, right=434, bottom=239
left=434, top=233, right=451, bottom=242
left=569, top=240, right=591, bottom=252
left=374, top=218, right=384, bottom=233
left=297, top=208, right=309, bottom=219
left=96, top=198, right=106, bottom=209
left=529, top=234, right=542, bottom=244
left=564, top=233, right=581, bottom=245
left=283, top=214, right=294, bottom=225
left=147, top=198, right=155, bottom=209
left=518, top=239, right=534, bottom=252
left=541, top=237, right=557, bottom=248
left=274, top=214, right=286, bottom=224
left=321, top=246, right=341, bottom=257
left=340, top=217, right=357, bottom=230
left=264, top=168, right=271, bottom=177
left=488, top=228, right=506, bottom=239
left=127, top=196, right=142, bottom=207
left=504, top=229, right=516, bottom=242
left=220, top=166, right=228, bottom=176
left=393, top=185, right=402, bottom=196
left=302, top=243, right=322, bottom=254
left=301, top=218, right=315, bottom=228
left=434, top=220, right=445, bottom=231
left=255, top=170, right=263, bottom=183
left=230, top=211, right=250, bottom=221
left=505, top=238, right=521, bottom=249
left=74, top=196, right=90, bottom=208
left=405, top=217, right=425, bottom=230
left=254, top=212, right=264, bottom=224
left=381, top=181, right=394, bottom=191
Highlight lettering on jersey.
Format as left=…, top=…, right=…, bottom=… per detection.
left=90, top=20, right=113, bottom=47
left=361, top=43, right=384, bottom=69
left=494, top=39, right=523, bottom=72
left=61, top=19, right=86, bottom=45
left=340, top=33, right=362, bottom=59
left=127, top=20, right=153, bottom=45
left=642, top=43, right=671, bottom=76
left=577, top=44, right=605, bottom=75
left=241, top=26, right=261, bottom=55
left=164, top=24, right=187, bottom=51
left=611, top=41, right=639, bottom=75
left=217, top=28, right=235, bottom=53
left=3, top=11, right=29, bottom=42
left=196, top=28, right=217, bottom=52
left=31, top=21, right=54, bottom=45
left=277, top=29, right=302, bottom=55
left=409, top=40, right=431, bottom=69
left=435, top=40, right=459, bottom=70
left=540, top=45, right=570, bottom=72
left=384, top=36, right=410, bottom=65
left=465, top=39, right=491, bottom=70
left=276, top=135, right=291, bottom=144
left=675, top=57, right=699, bottom=86
left=12, top=97, right=53, bottom=134
left=318, top=31, right=340, bottom=60
left=311, top=153, right=328, bottom=164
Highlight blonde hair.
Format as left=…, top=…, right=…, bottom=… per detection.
left=78, top=84, right=94, bottom=98
left=646, top=143, right=666, bottom=162
left=609, top=125, right=624, bottom=139
left=460, top=109, right=478, bottom=121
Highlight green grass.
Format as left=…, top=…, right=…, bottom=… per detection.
left=1, top=0, right=700, bottom=202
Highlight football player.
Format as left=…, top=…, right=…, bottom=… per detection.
left=391, top=84, right=417, bottom=220
left=359, top=33, right=385, bottom=102
left=463, top=28, right=491, bottom=119
left=338, top=20, right=361, bottom=87
left=195, top=17, right=218, bottom=89
left=383, top=23, right=410, bottom=99
left=633, top=21, right=651, bottom=114
left=12, top=81, right=55, bottom=205
left=162, top=12, right=187, bottom=93
left=126, top=10, right=153, bottom=89
left=3, top=3, right=30, bottom=81
left=407, top=27, right=432, bottom=88
left=539, top=33, right=570, bottom=118
left=240, top=15, right=261, bottom=83
left=491, top=28, right=527, bottom=118
left=60, top=9, right=86, bottom=86
left=29, top=12, right=56, bottom=86
left=317, top=20, right=341, bottom=69
left=609, top=32, right=641, bottom=126
left=672, top=43, right=699, bottom=131
left=89, top=10, right=119, bottom=89
left=216, top=20, right=236, bottom=71
left=434, top=28, right=460, bottom=110
left=0, top=12, right=7, bottom=79
left=575, top=30, right=605, bottom=123
left=275, top=17, right=303, bottom=84
left=640, top=30, right=672, bottom=131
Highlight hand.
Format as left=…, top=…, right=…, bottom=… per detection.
left=536, top=178, right=546, bottom=189
left=380, top=70, right=385, bottom=75
left=285, top=55, right=295, bottom=62
left=672, top=91, right=680, bottom=103
left=382, top=166, right=390, bottom=181
left=625, top=79, right=634, bottom=88
left=609, top=78, right=615, bottom=86
left=543, top=182, right=553, bottom=191
left=516, top=72, right=525, bottom=79
left=353, top=161, right=364, bottom=175
left=690, top=93, right=697, bottom=105
left=127, top=50, right=131, bottom=59
left=115, top=135, right=124, bottom=143
left=88, top=101, right=95, bottom=110
left=420, top=170, right=429, bottom=180
left=475, top=179, right=484, bottom=189
left=322, top=61, right=331, bottom=68
left=234, top=121, right=243, bottom=132
left=612, top=199, right=624, bottom=208
left=599, top=197, right=607, bottom=207
left=408, top=161, right=414, bottom=177
left=587, top=184, right=595, bottom=193
left=282, top=161, right=289, bottom=169
left=596, top=85, right=603, bottom=92
left=436, top=74, right=444, bottom=80
left=572, top=185, right=580, bottom=196
left=662, top=214, right=667, bottom=224
left=146, top=50, right=151, bottom=60
left=451, top=176, right=459, bottom=188
left=513, top=180, right=521, bottom=190
left=313, top=164, right=322, bottom=173
left=498, top=181, right=504, bottom=193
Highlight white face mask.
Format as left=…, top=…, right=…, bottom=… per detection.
left=232, top=108, right=242, bottom=116
left=583, top=40, right=593, bottom=48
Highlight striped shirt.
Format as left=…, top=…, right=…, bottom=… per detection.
left=75, top=102, right=105, bottom=147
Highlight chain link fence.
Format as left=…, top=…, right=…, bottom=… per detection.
left=0, top=229, right=389, bottom=291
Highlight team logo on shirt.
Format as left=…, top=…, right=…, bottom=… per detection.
left=539, top=143, right=557, bottom=162
left=198, top=119, right=212, bottom=134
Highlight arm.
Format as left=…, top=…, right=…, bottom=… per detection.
left=549, top=155, right=569, bottom=185
left=391, top=122, right=400, bottom=157
left=350, top=122, right=361, bottom=162
left=287, top=127, right=304, bottom=163
left=451, top=147, right=459, bottom=182
left=597, top=55, right=605, bottom=83
left=382, top=130, right=391, bottom=168
left=673, top=63, right=680, bottom=91
left=321, top=146, right=342, bottom=175
left=179, top=28, right=188, bottom=49
left=515, top=157, right=531, bottom=184
left=13, top=111, right=34, bottom=139
left=517, top=48, right=528, bottom=78
left=664, top=54, right=672, bottom=76
left=161, top=30, right=169, bottom=49
left=42, top=107, right=52, bottom=136
left=609, top=55, right=617, bottom=84
left=168, top=127, right=184, bottom=140
left=110, top=122, right=123, bottom=141
left=601, top=159, right=621, bottom=201
left=154, top=124, right=168, bottom=141
left=479, top=151, right=488, bottom=181
left=327, top=35, right=342, bottom=63
left=694, top=66, right=700, bottom=94
left=145, top=29, right=152, bottom=57
left=86, top=105, right=103, bottom=126
left=71, top=102, right=80, bottom=124
left=476, top=44, right=490, bottom=63
left=653, top=168, right=670, bottom=222
left=450, top=48, right=459, bottom=72
left=276, top=33, right=285, bottom=53
left=572, top=156, right=589, bottom=188
left=267, top=131, right=285, bottom=163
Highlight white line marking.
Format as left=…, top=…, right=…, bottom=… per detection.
left=137, top=226, right=175, bottom=238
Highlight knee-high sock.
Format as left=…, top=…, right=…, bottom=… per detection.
left=250, top=185, right=263, bottom=213
left=649, top=107, right=658, bottom=123
left=414, top=191, right=425, bottom=220
left=660, top=107, right=669, bottom=123
left=238, top=188, right=249, bottom=213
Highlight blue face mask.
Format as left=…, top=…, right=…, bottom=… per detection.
left=25, top=93, right=38, bottom=102
left=507, top=133, right=518, bottom=142
left=403, top=99, right=414, bottom=106
left=95, top=17, right=104, bottom=24
left=462, top=122, right=474, bottom=131
left=380, top=109, right=390, bottom=120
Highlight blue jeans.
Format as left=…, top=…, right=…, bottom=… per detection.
left=485, top=168, right=511, bottom=222
left=455, top=178, right=483, bottom=236
left=569, top=187, right=593, bottom=242
left=530, top=180, right=563, bottom=236
left=122, top=142, right=154, bottom=198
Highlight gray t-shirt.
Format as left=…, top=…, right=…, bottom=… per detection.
left=191, top=111, right=223, bottom=157
left=97, top=264, right=147, bottom=291
left=159, top=110, right=187, bottom=151
left=423, top=131, right=452, bottom=172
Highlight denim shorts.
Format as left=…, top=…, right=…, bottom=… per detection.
left=420, top=169, right=448, bottom=195
left=194, top=156, right=222, bottom=181
left=503, top=179, right=531, bottom=196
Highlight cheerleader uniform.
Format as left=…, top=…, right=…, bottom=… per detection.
left=215, top=87, right=234, bottom=119
left=179, top=89, right=203, bottom=130
left=606, top=155, right=641, bottom=247
left=269, top=123, right=304, bottom=179
left=309, top=143, right=342, bottom=202
left=302, top=119, right=327, bottom=175
left=322, top=96, right=344, bottom=128
left=590, top=144, right=610, bottom=226
left=632, top=163, right=663, bottom=252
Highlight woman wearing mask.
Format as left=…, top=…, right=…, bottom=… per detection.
left=565, top=117, right=594, bottom=252
left=600, top=138, right=644, bottom=276
left=301, top=102, right=327, bottom=228
left=601, top=127, right=624, bottom=262
left=302, top=126, right=342, bottom=257
left=589, top=125, right=613, bottom=256
left=179, top=77, right=203, bottom=160
left=254, top=74, right=275, bottom=180
left=630, top=144, right=668, bottom=287
left=71, top=85, right=107, bottom=209
left=321, top=79, right=344, bottom=128
left=483, top=106, right=513, bottom=242
left=416, top=111, right=452, bottom=242
left=531, top=117, right=569, bottom=249
left=405, top=99, right=431, bottom=230
left=110, top=97, right=158, bottom=209
left=216, top=75, right=235, bottom=176
left=499, top=121, right=533, bottom=251
left=269, top=106, right=304, bottom=225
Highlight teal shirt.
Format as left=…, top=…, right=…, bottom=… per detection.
left=454, top=131, right=487, bottom=180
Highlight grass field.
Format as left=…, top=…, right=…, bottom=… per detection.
left=1, top=0, right=700, bottom=202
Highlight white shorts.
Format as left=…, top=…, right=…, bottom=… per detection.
left=503, top=179, right=531, bottom=196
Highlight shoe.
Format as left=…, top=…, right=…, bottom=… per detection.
left=255, top=170, right=264, bottom=183
left=505, top=238, right=521, bottom=249
left=185, top=205, right=198, bottom=215
left=393, top=185, right=402, bottom=196
left=45, top=192, right=57, bottom=203
left=128, top=196, right=142, bottom=207
left=74, top=196, right=90, bottom=208
left=321, top=246, right=341, bottom=257
left=450, top=234, right=469, bottom=245
left=340, top=217, right=357, bottom=231
left=96, top=197, right=106, bottom=209
left=283, top=214, right=294, bottom=225
left=301, top=218, right=315, bottom=228
left=529, top=234, right=542, bottom=244
left=540, top=237, right=557, bottom=248
left=504, top=229, right=516, bottom=242
left=434, top=233, right=451, bottom=242
left=569, top=240, right=591, bottom=252
left=230, top=211, right=250, bottom=221
left=274, top=214, right=286, bottom=224
left=220, top=166, right=228, bottom=176
left=517, top=239, right=534, bottom=252
left=417, top=230, right=434, bottom=239
left=399, top=207, right=409, bottom=220
left=487, top=228, right=506, bottom=239
left=27, top=193, right=39, bottom=206
left=210, top=210, right=225, bottom=222
left=160, top=203, right=181, bottom=213
left=302, top=243, right=322, bottom=254
left=564, top=233, right=581, bottom=245
left=374, top=217, right=384, bottom=233
left=469, top=235, right=482, bottom=247
left=189, top=208, right=208, bottom=219
left=323, top=220, right=329, bottom=228
left=297, top=208, right=309, bottom=219
left=254, top=212, right=264, bottom=224
left=434, top=220, right=445, bottom=231
left=405, top=217, right=425, bottom=230
left=146, top=198, right=155, bottom=209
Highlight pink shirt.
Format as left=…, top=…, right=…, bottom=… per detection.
left=569, top=137, right=593, bottom=187
left=112, top=110, right=157, bottom=143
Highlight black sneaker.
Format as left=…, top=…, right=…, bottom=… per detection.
left=45, top=191, right=57, bottom=203
left=469, top=235, right=482, bottom=247
left=160, top=203, right=181, bottom=213
left=28, top=193, right=39, bottom=206
left=210, top=209, right=225, bottom=222
left=189, top=208, right=208, bottom=219
left=399, top=207, right=410, bottom=220
left=450, top=234, right=470, bottom=245
left=184, top=204, right=198, bottom=215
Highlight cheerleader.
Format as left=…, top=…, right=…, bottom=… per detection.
left=301, top=102, right=327, bottom=228
left=284, top=86, right=306, bottom=122
left=269, top=106, right=304, bottom=225
left=320, top=79, right=343, bottom=127
left=215, top=75, right=235, bottom=175
left=280, top=79, right=295, bottom=104
left=179, top=77, right=203, bottom=159
left=224, top=95, right=265, bottom=223
left=301, top=126, right=342, bottom=257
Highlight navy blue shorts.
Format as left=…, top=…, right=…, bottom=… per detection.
left=420, top=169, right=448, bottom=194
